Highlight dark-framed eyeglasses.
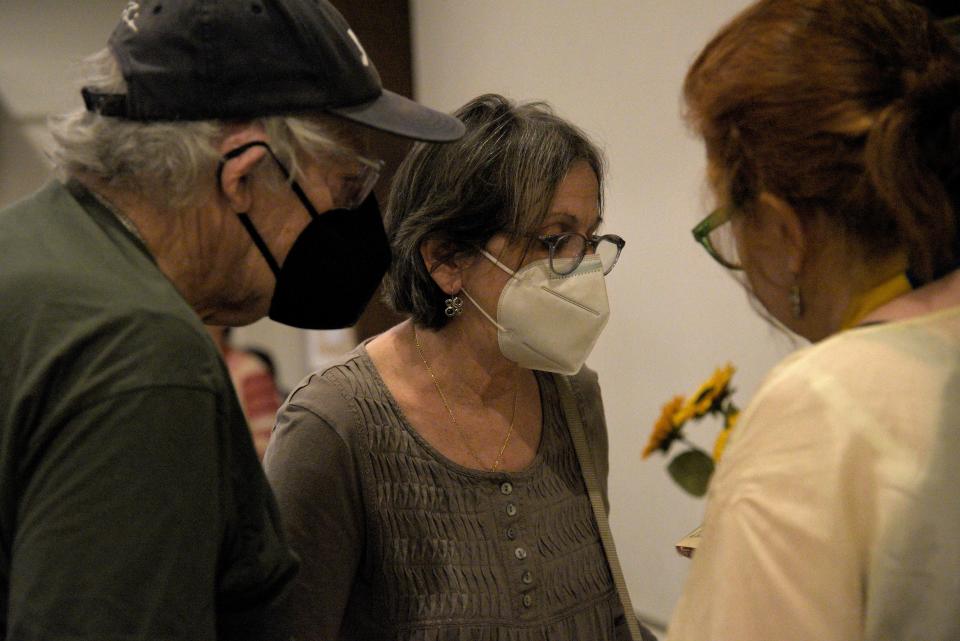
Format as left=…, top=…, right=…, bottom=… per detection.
left=692, top=206, right=742, bottom=270
left=331, top=150, right=384, bottom=211
left=536, top=232, right=626, bottom=276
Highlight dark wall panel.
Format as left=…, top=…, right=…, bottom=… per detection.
left=331, top=0, right=413, bottom=339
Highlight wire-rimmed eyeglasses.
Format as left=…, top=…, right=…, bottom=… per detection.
left=536, top=232, right=626, bottom=276
left=331, top=150, right=384, bottom=211
left=692, top=207, right=743, bottom=270
left=219, top=141, right=383, bottom=212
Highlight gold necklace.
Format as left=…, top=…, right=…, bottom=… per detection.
left=413, top=325, right=518, bottom=472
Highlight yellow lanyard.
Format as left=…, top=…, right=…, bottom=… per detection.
left=840, top=272, right=912, bottom=329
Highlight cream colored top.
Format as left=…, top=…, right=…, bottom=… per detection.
left=668, top=305, right=960, bottom=641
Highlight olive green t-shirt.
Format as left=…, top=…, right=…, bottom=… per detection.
left=0, top=181, right=297, bottom=640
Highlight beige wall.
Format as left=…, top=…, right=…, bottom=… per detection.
left=410, top=0, right=797, bottom=628
left=0, top=106, right=48, bottom=209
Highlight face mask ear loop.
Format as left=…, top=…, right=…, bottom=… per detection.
left=235, top=213, right=282, bottom=277
left=459, top=288, right=508, bottom=332
left=217, top=140, right=295, bottom=279
left=480, top=248, right=519, bottom=279
left=248, top=142, right=323, bottom=224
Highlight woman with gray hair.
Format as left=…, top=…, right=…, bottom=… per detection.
left=264, top=94, right=655, bottom=640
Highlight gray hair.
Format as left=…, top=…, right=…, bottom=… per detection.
left=48, top=49, right=347, bottom=210
left=383, top=93, right=605, bottom=329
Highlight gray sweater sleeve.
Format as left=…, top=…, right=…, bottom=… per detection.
left=262, top=376, right=365, bottom=641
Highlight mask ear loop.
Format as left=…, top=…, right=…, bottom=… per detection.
left=459, top=288, right=508, bottom=332
left=234, top=213, right=282, bottom=277
left=462, top=247, right=526, bottom=331
left=479, top=248, right=519, bottom=278
left=216, top=140, right=290, bottom=278
left=458, top=248, right=518, bottom=331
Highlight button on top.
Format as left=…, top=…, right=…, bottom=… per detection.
left=521, top=570, right=533, bottom=584
left=500, top=481, right=513, bottom=495
left=514, top=547, right=527, bottom=560
left=522, top=594, right=533, bottom=608
left=505, top=503, right=518, bottom=517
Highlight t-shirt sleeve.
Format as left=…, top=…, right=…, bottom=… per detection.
left=7, top=386, right=225, bottom=640
left=262, top=382, right=365, bottom=641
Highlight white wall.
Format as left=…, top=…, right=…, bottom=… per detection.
left=411, top=0, right=797, bottom=627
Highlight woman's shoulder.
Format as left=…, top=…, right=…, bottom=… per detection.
left=549, top=365, right=601, bottom=402
left=717, top=321, right=953, bottom=492
left=281, top=342, right=387, bottom=432
left=570, top=364, right=601, bottom=393
left=539, top=366, right=604, bottom=425
left=729, top=335, right=867, bottom=453
left=547, top=366, right=608, bottom=449
left=756, top=312, right=960, bottom=406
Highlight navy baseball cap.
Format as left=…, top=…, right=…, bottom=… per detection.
left=82, top=0, right=465, bottom=142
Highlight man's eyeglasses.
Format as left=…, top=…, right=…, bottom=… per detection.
left=692, top=206, right=742, bottom=270
left=219, top=141, right=383, bottom=212
left=536, top=232, right=626, bottom=276
left=331, top=150, right=384, bottom=211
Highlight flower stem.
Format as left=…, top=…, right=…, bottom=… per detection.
left=676, top=435, right=710, bottom=456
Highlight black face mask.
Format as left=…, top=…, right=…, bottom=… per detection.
left=221, top=142, right=391, bottom=330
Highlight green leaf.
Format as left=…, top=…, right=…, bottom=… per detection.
left=667, top=449, right=715, bottom=497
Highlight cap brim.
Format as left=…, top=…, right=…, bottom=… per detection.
left=329, top=89, right=465, bottom=142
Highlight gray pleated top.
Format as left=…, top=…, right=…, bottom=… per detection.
left=264, top=343, right=632, bottom=641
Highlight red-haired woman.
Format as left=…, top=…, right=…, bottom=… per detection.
left=671, top=1, right=960, bottom=639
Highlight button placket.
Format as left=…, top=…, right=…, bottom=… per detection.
left=495, top=478, right=535, bottom=616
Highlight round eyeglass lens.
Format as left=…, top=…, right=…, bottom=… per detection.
left=596, top=237, right=621, bottom=274
left=549, top=233, right=587, bottom=275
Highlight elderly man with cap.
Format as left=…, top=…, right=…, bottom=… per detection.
left=0, top=1, right=463, bottom=639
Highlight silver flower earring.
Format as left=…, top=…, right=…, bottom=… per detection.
left=444, top=294, right=464, bottom=317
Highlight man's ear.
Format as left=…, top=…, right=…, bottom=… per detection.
left=217, top=123, right=270, bottom=213
left=756, top=191, right=807, bottom=275
left=420, top=238, right=473, bottom=295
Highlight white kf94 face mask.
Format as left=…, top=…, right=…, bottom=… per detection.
left=460, top=249, right=610, bottom=375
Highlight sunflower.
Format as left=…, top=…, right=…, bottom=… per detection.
left=671, top=399, right=698, bottom=426
left=642, top=395, right=686, bottom=459
left=678, top=363, right=736, bottom=421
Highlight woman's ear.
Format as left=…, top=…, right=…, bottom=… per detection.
left=420, top=238, right=472, bottom=295
left=756, top=191, right=807, bottom=275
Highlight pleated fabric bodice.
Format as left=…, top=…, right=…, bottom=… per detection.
left=323, top=350, right=627, bottom=641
